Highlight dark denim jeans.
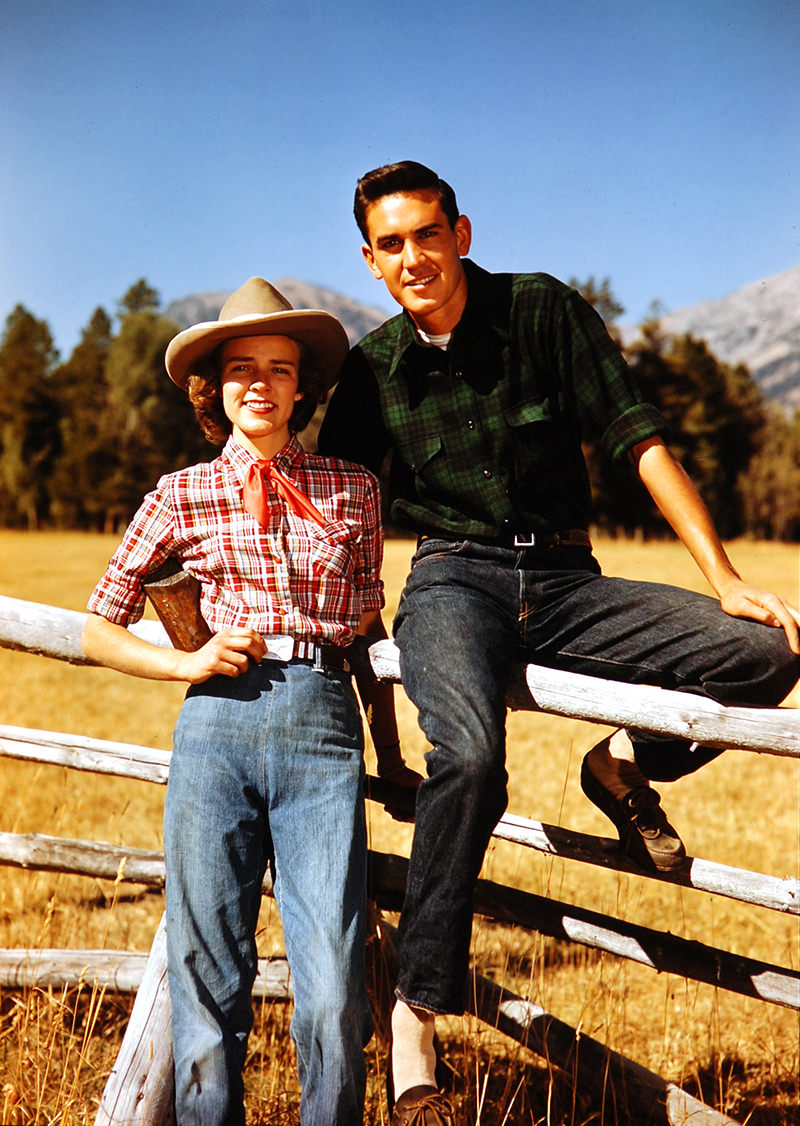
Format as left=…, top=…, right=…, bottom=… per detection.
left=164, top=659, right=372, bottom=1126
left=392, top=538, right=798, bottom=1014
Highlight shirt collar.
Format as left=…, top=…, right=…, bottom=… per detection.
left=221, top=433, right=307, bottom=483
left=386, top=259, right=509, bottom=382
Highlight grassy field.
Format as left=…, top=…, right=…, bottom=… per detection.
left=0, top=530, right=797, bottom=1124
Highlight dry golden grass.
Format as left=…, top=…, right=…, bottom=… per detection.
left=0, top=530, right=797, bottom=1124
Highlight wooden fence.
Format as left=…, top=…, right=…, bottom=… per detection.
left=0, top=592, right=798, bottom=1125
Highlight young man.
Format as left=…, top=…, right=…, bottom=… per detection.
left=82, top=277, right=418, bottom=1126
left=317, top=161, right=800, bottom=1125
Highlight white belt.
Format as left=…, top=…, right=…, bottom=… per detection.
left=262, top=635, right=309, bottom=662
left=261, top=635, right=350, bottom=671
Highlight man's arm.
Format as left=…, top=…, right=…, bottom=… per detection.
left=632, top=436, right=800, bottom=653
left=317, top=347, right=390, bottom=472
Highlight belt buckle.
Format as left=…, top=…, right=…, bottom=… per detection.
left=513, top=532, right=537, bottom=548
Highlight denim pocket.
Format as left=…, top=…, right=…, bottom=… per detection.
left=412, top=538, right=467, bottom=566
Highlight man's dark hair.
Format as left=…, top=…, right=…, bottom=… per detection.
left=187, top=340, right=325, bottom=446
left=353, top=160, right=460, bottom=243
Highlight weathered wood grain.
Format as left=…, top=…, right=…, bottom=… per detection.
left=471, top=973, right=742, bottom=1125
left=0, top=594, right=168, bottom=663
left=2, top=787, right=796, bottom=916
left=0, top=724, right=172, bottom=784
left=94, top=916, right=175, bottom=1126
left=2, top=597, right=796, bottom=756
left=0, top=946, right=291, bottom=999
left=370, top=852, right=800, bottom=1011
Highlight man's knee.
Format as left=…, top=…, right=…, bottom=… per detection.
left=734, top=623, right=799, bottom=705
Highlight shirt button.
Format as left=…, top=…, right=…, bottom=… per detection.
left=482, top=469, right=493, bottom=479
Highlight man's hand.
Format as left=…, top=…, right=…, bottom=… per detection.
left=716, top=578, right=800, bottom=655
left=173, top=628, right=267, bottom=683
left=634, top=439, right=800, bottom=656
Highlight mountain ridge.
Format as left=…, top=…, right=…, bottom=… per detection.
left=165, top=279, right=390, bottom=348
left=623, top=263, right=800, bottom=410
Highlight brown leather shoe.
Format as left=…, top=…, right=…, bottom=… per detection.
left=581, top=754, right=687, bottom=872
left=391, top=1084, right=455, bottom=1125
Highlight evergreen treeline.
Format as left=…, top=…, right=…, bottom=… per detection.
left=0, top=277, right=798, bottom=539
left=0, top=281, right=211, bottom=532
left=575, top=277, right=800, bottom=542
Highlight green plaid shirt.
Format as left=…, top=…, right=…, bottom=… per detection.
left=319, top=260, right=667, bottom=538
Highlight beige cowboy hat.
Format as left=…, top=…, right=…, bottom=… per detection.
left=165, top=277, right=349, bottom=391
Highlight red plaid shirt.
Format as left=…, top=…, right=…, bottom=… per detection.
left=88, top=436, right=384, bottom=646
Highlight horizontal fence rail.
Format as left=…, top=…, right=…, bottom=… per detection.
left=371, top=853, right=800, bottom=1011
left=0, top=947, right=291, bottom=998
left=1, top=830, right=797, bottom=1011
left=3, top=731, right=798, bottom=916
left=2, top=595, right=798, bottom=757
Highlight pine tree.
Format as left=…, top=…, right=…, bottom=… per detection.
left=100, top=281, right=211, bottom=527
left=49, top=308, right=115, bottom=529
left=0, top=306, right=60, bottom=527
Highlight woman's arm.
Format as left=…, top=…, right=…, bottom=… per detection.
left=81, top=613, right=267, bottom=683
left=354, top=610, right=423, bottom=805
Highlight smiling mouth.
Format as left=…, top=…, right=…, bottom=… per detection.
left=406, top=273, right=438, bottom=290
left=244, top=399, right=276, bottom=412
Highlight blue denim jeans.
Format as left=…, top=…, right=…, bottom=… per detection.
left=392, top=538, right=798, bottom=1014
left=164, top=659, right=372, bottom=1126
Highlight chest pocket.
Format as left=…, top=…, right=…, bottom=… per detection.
left=397, top=430, right=460, bottom=503
left=503, top=395, right=574, bottom=486
left=307, top=519, right=360, bottom=582
left=504, top=396, right=554, bottom=429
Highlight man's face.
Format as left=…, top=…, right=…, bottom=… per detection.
left=361, top=190, right=472, bottom=334
left=220, top=335, right=302, bottom=457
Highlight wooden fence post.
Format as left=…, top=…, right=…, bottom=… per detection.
left=95, top=914, right=175, bottom=1126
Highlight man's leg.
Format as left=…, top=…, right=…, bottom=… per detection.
left=165, top=673, right=271, bottom=1126
left=519, top=568, right=798, bottom=866
left=266, top=662, right=372, bottom=1126
left=391, top=543, right=520, bottom=1110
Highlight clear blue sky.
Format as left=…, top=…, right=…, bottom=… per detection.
left=2, top=0, right=798, bottom=359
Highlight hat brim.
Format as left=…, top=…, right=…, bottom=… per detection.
left=165, top=309, right=349, bottom=391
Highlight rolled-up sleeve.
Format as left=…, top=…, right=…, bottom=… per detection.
left=556, top=288, right=669, bottom=460
left=87, top=485, right=176, bottom=625
left=353, top=471, right=385, bottom=614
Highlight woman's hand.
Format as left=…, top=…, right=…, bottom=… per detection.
left=173, top=628, right=267, bottom=682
